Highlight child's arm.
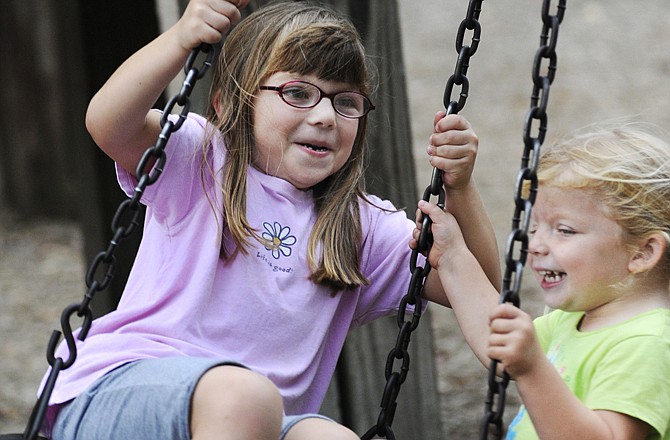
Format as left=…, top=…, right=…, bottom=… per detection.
left=428, top=112, right=501, bottom=292
left=490, top=304, right=652, bottom=440
left=414, top=201, right=499, bottom=365
left=420, top=112, right=502, bottom=306
left=85, top=0, right=247, bottom=174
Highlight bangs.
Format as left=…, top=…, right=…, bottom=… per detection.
left=267, top=24, right=368, bottom=89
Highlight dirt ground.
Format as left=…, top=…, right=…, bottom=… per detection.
left=1, top=0, right=669, bottom=437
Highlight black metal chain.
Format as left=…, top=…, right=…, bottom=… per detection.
left=21, top=44, right=215, bottom=440
left=479, top=1, right=566, bottom=438
left=361, top=1, right=484, bottom=438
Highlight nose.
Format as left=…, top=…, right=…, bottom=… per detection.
left=528, top=228, right=548, bottom=256
left=306, top=96, right=337, bottom=127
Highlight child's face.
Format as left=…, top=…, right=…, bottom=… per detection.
left=252, top=72, right=360, bottom=190
left=528, top=185, right=636, bottom=314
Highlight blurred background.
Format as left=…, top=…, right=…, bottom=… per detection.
left=1, top=0, right=669, bottom=437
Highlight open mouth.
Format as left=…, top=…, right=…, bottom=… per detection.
left=539, top=270, right=566, bottom=284
left=300, top=142, right=328, bottom=152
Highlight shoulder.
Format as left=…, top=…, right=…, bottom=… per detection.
left=355, top=193, right=415, bottom=268
left=357, top=193, right=413, bottom=241
left=118, top=112, right=223, bottom=218
left=584, top=310, right=670, bottom=437
left=606, top=308, right=670, bottom=342
left=582, top=309, right=670, bottom=362
left=358, top=193, right=407, bottom=224
left=160, top=112, right=224, bottom=181
left=164, top=112, right=214, bottom=147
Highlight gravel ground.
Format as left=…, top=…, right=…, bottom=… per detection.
left=0, top=213, right=84, bottom=433
left=2, top=0, right=670, bottom=437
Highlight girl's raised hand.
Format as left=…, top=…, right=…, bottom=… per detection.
left=427, top=111, right=478, bottom=191
left=176, top=0, right=249, bottom=51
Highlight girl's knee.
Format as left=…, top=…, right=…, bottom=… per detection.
left=191, top=365, right=283, bottom=439
left=198, top=365, right=281, bottom=404
left=284, top=417, right=359, bottom=440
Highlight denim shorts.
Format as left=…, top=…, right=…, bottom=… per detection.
left=48, top=357, right=333, bottom=439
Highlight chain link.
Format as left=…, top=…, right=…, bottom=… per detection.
left=361, top=2, right=484, bottom=438
left=479, top=1, right=566, bottom=438
left=21, top=44, right=215, bottom=440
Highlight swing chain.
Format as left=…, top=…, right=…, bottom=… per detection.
left=361, top=2, right=483, bottom=439
left=443, top=0, right=483, bottom=115
left=480, top=1, right=566, bottom=438
left=21, top=44, right=216, bottom=440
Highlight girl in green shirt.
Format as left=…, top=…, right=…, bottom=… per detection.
left=416, top=121, right=670, bottom=439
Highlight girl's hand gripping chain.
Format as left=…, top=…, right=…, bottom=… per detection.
left=487, top=303, right=545, bottom=379
left=414, top=111, right=479, bottom=274
left=86, top=0, right=250, bottom=174
left=416, top=111, right=479, bottom=260
left=417, top=111, right=502, bottom=307
left=411, top=202, right=466, bottom=271
left=176, top=0, right=249, bottom=51
left=427, top=111, right=479, bottom=192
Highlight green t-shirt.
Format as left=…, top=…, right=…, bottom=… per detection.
left=506, top=308, right=670, bottom=439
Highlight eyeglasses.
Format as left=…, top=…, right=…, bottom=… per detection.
left=259, top=81, right=375, bottom=119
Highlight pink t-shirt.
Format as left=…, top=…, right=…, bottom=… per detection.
left=45, top=113, right=420, bottom=415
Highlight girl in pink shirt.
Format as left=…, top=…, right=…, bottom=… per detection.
left=44, top=1, right=501, bottom=439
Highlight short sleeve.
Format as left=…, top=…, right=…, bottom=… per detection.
left=585, top=334, right=670, bottom=437
left=352, top=196, right=426, bottom=326
left=116, top=113, right=219, bottom=226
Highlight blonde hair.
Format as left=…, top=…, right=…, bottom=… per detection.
left=537, top=120, right=670, bottom=270
left=204, top=1, right=373, bottom=290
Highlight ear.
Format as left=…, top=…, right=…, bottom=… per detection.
left=211, top=89, right=223, bottom=119
left=628, top=232, right=667, bottom=274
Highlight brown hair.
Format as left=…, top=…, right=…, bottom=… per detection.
left=204, top=1, right=373, bottom=290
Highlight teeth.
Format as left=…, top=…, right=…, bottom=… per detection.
left=302, top=143, right=327, bottom=151
left=539, top=270, right=565, bottom=283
